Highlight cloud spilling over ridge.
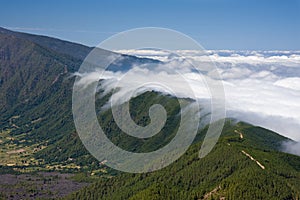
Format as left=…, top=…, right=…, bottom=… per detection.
left=282, top=141, right=300, bottom=156
left=75, top=50, right=300, bottom=149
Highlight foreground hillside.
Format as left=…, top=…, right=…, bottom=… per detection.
left=66, top=121, right=300, bottom=200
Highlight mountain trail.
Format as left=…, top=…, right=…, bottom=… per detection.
left=234, top=130, right=244, bottom=139
left=241, top=150, right=265, bottom=169
left=201, top=185, right=223, bottom=200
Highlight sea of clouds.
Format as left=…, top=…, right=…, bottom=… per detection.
left=77, top=49, right=300, bottom=156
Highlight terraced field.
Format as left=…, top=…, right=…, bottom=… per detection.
left=0, top=118, right=87, bottom=173
left=0, top=129, right=44, bottom=168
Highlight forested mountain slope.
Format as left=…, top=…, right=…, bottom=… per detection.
left=66, top=121, right=300, bottom=200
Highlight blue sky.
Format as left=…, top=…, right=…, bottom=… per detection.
left=1, top=0, right=299, bottom=50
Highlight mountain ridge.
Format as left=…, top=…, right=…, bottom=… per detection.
left=0, top=27, right=93, bottom=60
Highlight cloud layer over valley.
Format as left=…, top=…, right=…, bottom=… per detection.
left=76, top=49, right=300, bottom=155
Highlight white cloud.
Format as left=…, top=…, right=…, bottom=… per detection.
left=282, top=141, right=300, bottom=156
left=274, top=77, right=300, bottom=91
left=76, top=49, right=300, bottom=146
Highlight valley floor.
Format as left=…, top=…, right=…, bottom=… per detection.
left=0, top=172, right=90, bottom=200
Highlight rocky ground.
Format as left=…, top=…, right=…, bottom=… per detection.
left=0, top=172, right=90, bottom=199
